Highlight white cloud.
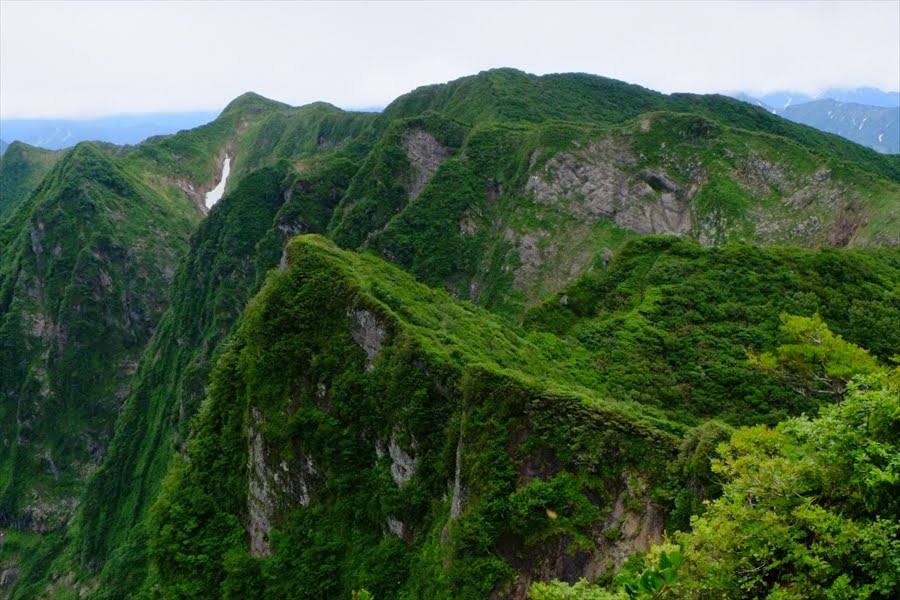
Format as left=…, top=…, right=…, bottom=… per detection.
left=1, top=0, right=897, bottom=118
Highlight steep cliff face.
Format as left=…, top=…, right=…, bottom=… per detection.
left=0, top=144, right=197, bottom=531
left=148, top=236, right=900, bottom=600
left=69, top=118, right=374, bottom=598
left=527, top=115, right=900, bottom=248
left=331, top=111, right=899, bottom=318
left=149, top=236, right=683, bottom=600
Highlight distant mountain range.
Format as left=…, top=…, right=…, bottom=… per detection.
left=2, top=87, right=897, bottom=156
left=731, top=88, right=899, bottom=154
left=0, top=111, right=219, bottom=150
left=747, top=87, right=899, bottom=110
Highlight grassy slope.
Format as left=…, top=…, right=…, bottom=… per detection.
left=0, top=143, right=198, bottom=533
left=524, top=236, right=900, bottom=426
left=0, top=142, right=63, bottom=222
left=147, top=235, right=900, bottom=599
left=5, top=71, right=900, bottom=598
left=147, top=235, right=683, bottom=600
left=60, top=110, right=376, bottom=599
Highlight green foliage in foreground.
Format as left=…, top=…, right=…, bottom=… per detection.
left=531, top=578, right=628, bottom=600
left=672, top=368, right=900, bottom=598
left=749, top=312, right=881, bottom=402
left=531, top=329, right=899, bottom=599
left=530, top=547, right=684, bottom=600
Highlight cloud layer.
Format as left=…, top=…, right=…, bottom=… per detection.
left=1, top=0, right=898, bottom=118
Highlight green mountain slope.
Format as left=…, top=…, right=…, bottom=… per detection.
left=330, top=107, right=899, bottom=317
left=147, top=236, right=900, bottom=599
left=0, top=143, right=198, bottom=533
left=379, top=69, right=899, bottom=182
left=3, top=70, right=899, bottom=599
left=524, top=236, right=900, bottom=426
left=0, top=142, right=63, bottom=222
left=65, top=110, right=375, bottom=598
left=147, top=235, right=684, bottom=599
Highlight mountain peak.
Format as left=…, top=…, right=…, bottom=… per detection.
left=220, top=91, right=291, bottom=118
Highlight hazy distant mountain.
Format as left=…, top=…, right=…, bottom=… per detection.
left=731, top=87, right=899, bottom=153
left=755, top=87, right=900, bottom=110
left=730, top=93, right=775, bottom=112
left=0, top=111, right=219, bottom=150
left=0, top=138, right=8, bottom=155
left=780, top=99, right=899, bottom=154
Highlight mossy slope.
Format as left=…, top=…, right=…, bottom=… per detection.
left=4, top=69, right=900, bottom=599
left=0, top=142, right=63, bottom=222
left=0, top=143, right=197, bottom=532
left=148, top=235, right=683, bottom=599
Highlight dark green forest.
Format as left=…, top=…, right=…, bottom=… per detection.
left=1, top=69, right=898, bottom=600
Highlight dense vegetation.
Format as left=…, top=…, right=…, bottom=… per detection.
left=0, top=141, right=62, bottom=221
left=0, top=69, right=898, bottom=599
left=531, top=316, right=900, bottom=599
left=0, top=143, right=198, bottom=534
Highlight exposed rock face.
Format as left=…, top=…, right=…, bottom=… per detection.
left=247, top=408, right=314, bottom=557
left=589, top=472, right=665, bottom=576
left=507, top=229, right=550, bottom=291
left=403, top=129, right=450, bottom=200
left=247, top=408, right=274, bottom=557
left=737, top=160, right=874, bottom=247
left=525, top=138, right=895, bottom=248
left=386, top=516, right=406, bottom=539
left=388, top=432, right=417, bottom=486
left=449, top=432, right=467, bottom=521
left=526, top=140, right=696, bottom=236
left=0, top=568, right=20, bottom=588
left=348, top=309, right=387, bottom=371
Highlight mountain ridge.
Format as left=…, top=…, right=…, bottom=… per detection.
left=2, top=68, right=899, bottom=599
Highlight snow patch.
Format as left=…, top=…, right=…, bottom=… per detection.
left=205, top=155, right=231, bottom=209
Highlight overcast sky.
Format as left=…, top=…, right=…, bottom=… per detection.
left=1, top=0, right=898, bottom=119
